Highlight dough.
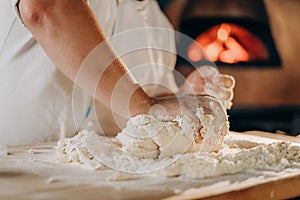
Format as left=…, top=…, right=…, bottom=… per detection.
left=56, top=131, right=106, bottom=170
left=117, top=113, right=196, bottom=159
left=116, top=107, right=228, bottom=159
left=57, top=130, right=179, bottom=173
left=56, top=103, right=299, bottom=179
left=56, top=130, right=300, bottom=179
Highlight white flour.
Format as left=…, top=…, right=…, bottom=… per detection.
left=56, top=130, right=300, bottom=179
left=162, top=140, right=300, bottom=178
left=116, top=107, right=228, bottom=159
left=56, top=113, right=300, bottom=180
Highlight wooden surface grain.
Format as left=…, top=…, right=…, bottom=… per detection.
left=0, top=131, right=299, bottom=200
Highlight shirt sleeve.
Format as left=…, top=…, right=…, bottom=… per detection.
left=11, top=0, right=26, bottom=27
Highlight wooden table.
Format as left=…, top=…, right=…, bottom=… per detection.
left=0, top=131, right=300, bottom=200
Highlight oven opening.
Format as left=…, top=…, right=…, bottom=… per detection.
left=188, top=22, right=269, bottom=64
left=175, top=0, right=281, bottom=67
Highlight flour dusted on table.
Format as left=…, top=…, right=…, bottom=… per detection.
left=57, top=130, right=185, bottom=173
left=56, top=131, right=106, bottom=170
left=161, top=140, right=300, bottom=178
left=56, top=112, right=300, bottom=179
left=56, top=130, right=300, bottom=179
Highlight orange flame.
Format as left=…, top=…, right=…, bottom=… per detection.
left=187, top=23, right=269, bottom=64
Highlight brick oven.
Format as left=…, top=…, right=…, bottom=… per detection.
left=176, top=0, right=280, bottom=68
left=159, top=0, right=300, bottom=135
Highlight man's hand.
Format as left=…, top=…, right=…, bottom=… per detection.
left=179, top=66, right=235, bottom=109
left=148, top=94, right=228, bottom=152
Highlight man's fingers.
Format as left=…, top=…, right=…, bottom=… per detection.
left=225, top=90, right=234, bottom=101
left=221, top=74, right=235, bottom=89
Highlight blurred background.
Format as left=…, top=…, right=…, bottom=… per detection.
left=158, top=0, right=300, bottom=136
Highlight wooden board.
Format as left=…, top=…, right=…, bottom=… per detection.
left=0, top=131, right=299, bottom=200
left=166, top=131, right=300, bottom=200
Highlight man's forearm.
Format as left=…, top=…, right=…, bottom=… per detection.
left=18, top=0, right=152, bottom=118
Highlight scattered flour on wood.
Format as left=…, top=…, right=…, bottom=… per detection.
left=56, top=113, right=300, bottom=180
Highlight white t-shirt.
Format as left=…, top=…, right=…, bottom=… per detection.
left=0, top=0, right=178, bottom=145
